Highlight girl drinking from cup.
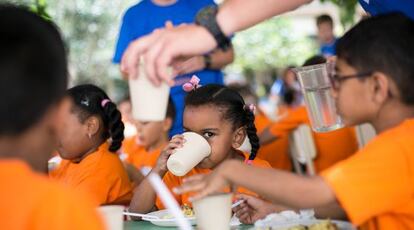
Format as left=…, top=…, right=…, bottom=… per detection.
left=129, top=78, right=271, bottom=215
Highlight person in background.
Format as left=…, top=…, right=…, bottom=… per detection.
left=121, top=98, right=175, bottom=185
left=0, top=5, right=103, bottom=229
left=118, top=95, right=137, bottom=139
left=260, top=55, right=358, bottom=173
left=229, top=83, right=291, bottom=170
left=316, top=14, right=337, bottom=57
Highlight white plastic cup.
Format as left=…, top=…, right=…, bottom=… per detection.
left=293, top=63, right=344, bottom=132
left=193, top=193, right=232, bottom=230
left=97, top=205, right=124, bottom=230
left=167, top=132, right=211, bottom=176
left=129, top=61, right=170, bottom=122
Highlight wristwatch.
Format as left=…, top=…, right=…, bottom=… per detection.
left=195, top=5, right=231, bottom=51
left=203, top=54, right=212, bottom=69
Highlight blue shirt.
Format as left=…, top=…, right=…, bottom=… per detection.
left=358, top=0, right=414, bottom=20
left=320, top=38, right=337, bottom=57
left=113, top=0, right=224, bottom=136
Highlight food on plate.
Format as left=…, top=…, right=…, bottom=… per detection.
left=162, top=204, right=195, bottom=219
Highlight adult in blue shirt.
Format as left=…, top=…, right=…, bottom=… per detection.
left=113, top=0, right=234, bottom=136
left=358, top=0, right=414, bottom=20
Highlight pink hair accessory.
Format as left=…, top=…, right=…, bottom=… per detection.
left=182, top=75, right=201, bottom=92
left=101, top=99, right=111, bottom=108
left=244, top=159, right=253, bottom=165
left=244, top=104, right=256, bottom=113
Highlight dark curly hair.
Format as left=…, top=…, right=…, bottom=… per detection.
left=185, top=84, right=260, bottom=160
left=67, top=84, right=125, bottom=152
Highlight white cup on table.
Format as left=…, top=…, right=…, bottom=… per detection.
left=98, top=205, right=124, bottom=230
left=193, top=193, right=233, bottom=230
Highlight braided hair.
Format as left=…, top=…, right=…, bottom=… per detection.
left=184, top=84, right=260, bottom=160
left=67, top=84, right=125, bottom=152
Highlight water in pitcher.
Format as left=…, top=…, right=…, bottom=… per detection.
left=303, top=85, right=344, bottom=132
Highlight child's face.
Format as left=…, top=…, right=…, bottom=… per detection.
left=183, top=105, right=243, bottom=169
left=134, top=120, right=167, bottom=148
left=332, top=59, right=376, bottom=126
left=119, top=100, right=132, bottom=123
left=56, top=99, right=96, bottom=160
left=317, top=22, right=334, bottom=43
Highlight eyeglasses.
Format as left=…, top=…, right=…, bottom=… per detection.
left=329, top=72, right=373, bottom=90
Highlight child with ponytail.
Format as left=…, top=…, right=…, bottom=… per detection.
left=50, top=84, right=132, bottom=206
left=129, top=77, right=271, bottom=214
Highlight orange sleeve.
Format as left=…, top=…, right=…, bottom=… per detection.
left=32, top=187, right=104, bottom=230
left=155, top=172, right=182, bottom=210
left=321, top=135, right=411, bottom=226
left=269, top=107, right=307, bottom=137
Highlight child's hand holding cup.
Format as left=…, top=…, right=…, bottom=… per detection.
left=167, top=132, right=211, bottom=176
left=155, top=135, right=186, bottom=174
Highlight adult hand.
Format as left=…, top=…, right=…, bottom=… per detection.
left=173, top=55, right=206, bottom=75
left=120, top=24, right=217, bottom=86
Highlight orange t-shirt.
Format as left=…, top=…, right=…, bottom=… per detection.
left=50, top=142, right=132, bottom=206
left=321, top=119, right=414, bottom=230
left=269, top=106, right=358, bottom=172
left=0, top=160, right=104, bottom=230
left=155, top=152, right=272, bottom=209
left=122, top=136, right=162, bottom=175
left=255, top=110, right=291, bottom=170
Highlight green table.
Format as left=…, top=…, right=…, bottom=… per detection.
left=124, top=221, right=253, bottom=230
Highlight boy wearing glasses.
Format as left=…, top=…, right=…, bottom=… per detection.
left=176, top=13, right=414, bottom=230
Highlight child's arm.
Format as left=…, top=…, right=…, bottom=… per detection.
left=129, top=166, right=167, bottom=216
left=176, top=159, right=338, bottom=210
left=129, top=135, right=185, bottom=216
left=124, top=163, right=145, bottom=185
left=259, top=107, right=307, bottom=145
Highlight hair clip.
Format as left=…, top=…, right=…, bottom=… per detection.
left=244, top=104, right=256, bottom=113
left=80, top=99, right=89, bottom=107
left=101, top=99, right=111, bottom=108
left=182, top=75, right=201, bottom=92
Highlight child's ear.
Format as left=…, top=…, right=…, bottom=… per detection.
left=232, top=127, right=246, bottom=149
left=86, top=116, right=100, bottom=137
left=371, top=72, right=392, bottom=104
left=163, top=117, right=173, bottom=132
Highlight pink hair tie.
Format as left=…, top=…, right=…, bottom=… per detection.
left=182, top=75, right=201, bottom=92
left=244, top=159, right=253, bottom=165
left=244, top=104, right=256, bottom=113
left=101, top=99, right=111, bottom=108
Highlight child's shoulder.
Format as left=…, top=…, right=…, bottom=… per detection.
left=357, top=119, right=414, bottom=160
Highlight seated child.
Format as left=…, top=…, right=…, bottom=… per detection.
left=121, top=98, right=175, bottom=184
left=129, top=83, right=272, bottom=215
left=50, top=84, right=132, bottom=206
left=0, top=5, right=103, bottom=229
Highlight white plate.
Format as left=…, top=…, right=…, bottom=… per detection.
left=256, top=219, right=355, bottom=230
left=142, top=209, right=196, bottom=227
